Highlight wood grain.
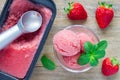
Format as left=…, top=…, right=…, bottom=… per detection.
left=32, top=0, right=120, bottom=80
left=30, top=67, right=120, bottom=80
left=0, top=0, right=6, bottom=14
left=0, top=0, right=120, bottom=80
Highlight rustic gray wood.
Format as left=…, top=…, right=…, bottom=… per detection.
left=1, top=0, right=120, bottom=80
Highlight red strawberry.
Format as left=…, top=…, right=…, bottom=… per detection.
left=96, top=2, right=114, bottom=29
left=64, top=2, right=87, bottom=20
left=102, top=57, right=119, bottom=76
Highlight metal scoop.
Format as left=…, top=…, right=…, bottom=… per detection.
left=0, top=11, right=42, bottom=50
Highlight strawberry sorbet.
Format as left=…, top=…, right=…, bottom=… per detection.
left=63, top=53, right=81, bottom=69
left=53, top=25, right=99, bottom=70
left=0, top=0, right=52, bottom=78
left=53, top=30, right=80, bottom=56
left=62, top=32, right=96, bottom=68
left=77, top=33, right=95, bottom=52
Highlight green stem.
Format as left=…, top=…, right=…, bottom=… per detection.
left=98, top=0, right=100, bottom=5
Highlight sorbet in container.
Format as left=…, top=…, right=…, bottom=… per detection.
left=0, top=0, right=56, bottom=79
left=53, top=25, right=99, bottom=73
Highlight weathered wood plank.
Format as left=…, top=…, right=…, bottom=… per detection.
left=30, top=67, right=120, bottom=80
left=35, top=17, right=120, bottom=67
left=1, top=0, right=120, bottom=80
left=0, top=0, right=6, bottom=14
left=55, top=0, right=120, bottom=18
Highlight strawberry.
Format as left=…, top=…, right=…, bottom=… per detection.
left=96, top=2, right=114, bottom=29
left=64, top=2, right=87, bottom=20
left=102, top=57, right=119, bottom=76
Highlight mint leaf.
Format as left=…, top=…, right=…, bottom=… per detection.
left=91, top=44, right=98, bottom=52
left=41, top=55, right=56, bottom=70
left=77, top=40, right=108, bottom=67
left=84, top=41, right=93, bottom=52
left=77, top=53, right=90, bottom=65
left=94, top=50, right=105, bottom=59
left=97, top=40, right=108, bottom=51
left=90, top=56, right=98, bottom=66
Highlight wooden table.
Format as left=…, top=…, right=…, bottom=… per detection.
left=1, top=0, right=120, bottom=80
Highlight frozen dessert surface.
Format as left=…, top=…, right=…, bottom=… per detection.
left=53, top=26, right=99, bottom=70
left=0, top=0, right=52, bottom=78
left=61, top=32, right=95, bottom=69
left=53, top=30, right=80, bottom=56
left=63, top=53, right=81, bottom=68
left=77, top=33, right=94, bottom=52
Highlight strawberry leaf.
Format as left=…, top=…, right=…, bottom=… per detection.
left=111, top=57, right=119, bottom=66
left=64, top=2, right=73, bottom=14
left=64, top=8, right=69, bottom=13
left=98, top=1, right=113, bottom=8
left=101, top=2, right=106, bottom=6
left=41, top=55, right=56, bottom=70
left=94, top=50, right=105, bottom=59
left=108, top=4, right=113, bottom=8
left=77, top=53, right=90, bottom=65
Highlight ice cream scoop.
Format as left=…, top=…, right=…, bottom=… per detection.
left=0, top=11, right=42, bottom=50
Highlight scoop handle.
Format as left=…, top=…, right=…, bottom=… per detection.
left=0, top=25, right=22, bottom=50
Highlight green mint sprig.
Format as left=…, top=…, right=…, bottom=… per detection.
left=77, top=40, right=108, bottom=67
left=41, top=55, right=56, bottom=70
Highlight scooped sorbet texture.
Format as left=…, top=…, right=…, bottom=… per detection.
left=53, top=29, right=96, bottom=68
left=53, top=30, right=80, bottom=56
left=0, top=0, right=52, bottom=78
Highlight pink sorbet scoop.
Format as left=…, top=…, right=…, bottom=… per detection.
left=77, top=33, right=95, bottom=52
left=53, top=30, right=80, bottom=56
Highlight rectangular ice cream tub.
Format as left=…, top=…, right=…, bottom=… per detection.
left=0, top=0, right=56, bottom=80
